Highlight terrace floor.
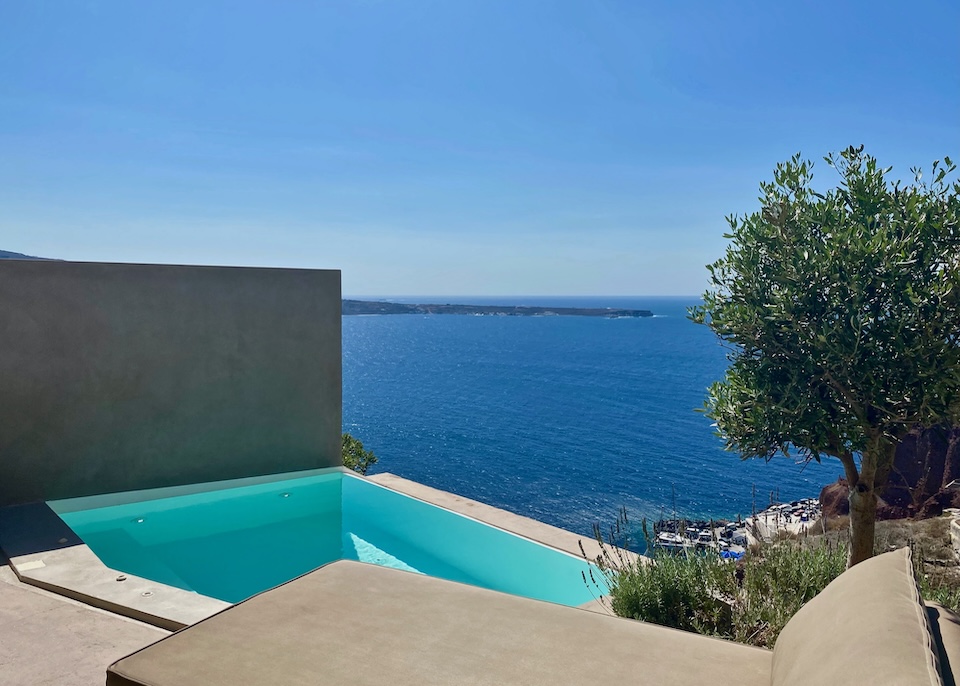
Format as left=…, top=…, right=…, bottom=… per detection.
left=1, top=553, right=168, bottom=686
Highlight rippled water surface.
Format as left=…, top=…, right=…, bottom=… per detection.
left=343, top=296, right=831, bottom=539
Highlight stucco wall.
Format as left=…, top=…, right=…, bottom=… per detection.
left=0, top=260, right=341, bottom=506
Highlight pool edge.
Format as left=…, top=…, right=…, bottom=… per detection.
left=365, top=472, right=614, bottom=562
left=364, top=473, right=624, bottom=614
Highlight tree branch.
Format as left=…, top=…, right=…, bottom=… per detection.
left=822, top=430, right=860, bottom=487
left=836, top=451, right=860, bottom=488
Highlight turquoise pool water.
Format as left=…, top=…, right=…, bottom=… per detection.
left=49, top=471, right=603, bottom=606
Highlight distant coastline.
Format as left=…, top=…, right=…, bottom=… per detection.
left=342, top=299, right=654, bottom=318
left=0, top=250, right=44, bottom=260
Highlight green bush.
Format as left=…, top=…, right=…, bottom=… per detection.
left=604, top=551, right=735, bottom=636
left=342, top=433, right=378, bottom=475
left=590, top=532, right=847, bottom=648
left=731, top=541, right=846, bottom=646
left=588, top=513, right=960, bottom=647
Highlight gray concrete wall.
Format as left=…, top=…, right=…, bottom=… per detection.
left=0, top=260, right=341, bottom=506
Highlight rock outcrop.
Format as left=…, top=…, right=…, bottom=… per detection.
left=819, top=427, right=960, bottom=520
left=819, top=478, right=910, bottom=520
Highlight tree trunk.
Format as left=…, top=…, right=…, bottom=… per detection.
left=847, top=481, right=878, bottom=567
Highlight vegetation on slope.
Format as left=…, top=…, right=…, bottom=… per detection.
left=587, top=515, right=960, bottom=648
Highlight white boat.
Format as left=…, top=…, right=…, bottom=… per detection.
left=654, top=532, right=689, bottom=551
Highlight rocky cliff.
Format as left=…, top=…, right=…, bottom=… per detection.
left=820, top=426, right=960, bottom=520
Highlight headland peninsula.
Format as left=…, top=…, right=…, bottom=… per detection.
left=342, top=299, right=654, bottom=318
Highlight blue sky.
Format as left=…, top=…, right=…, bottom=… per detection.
left=2, top=1, right=957, bottom=296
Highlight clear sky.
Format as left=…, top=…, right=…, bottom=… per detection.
left=2, top=1, right=958, bottom=296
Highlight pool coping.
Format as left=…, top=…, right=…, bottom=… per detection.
left=0, top=469, right=616, bottom=629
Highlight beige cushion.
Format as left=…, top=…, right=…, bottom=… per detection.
left=772, top=547, right=942, bottom=686
left=108, top=560, right=772, bottom=686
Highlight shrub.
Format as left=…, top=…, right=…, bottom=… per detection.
left=731, top=540, right=846, bottom=647
left=603, top=551, right=735, bottom=636
left=342, top=433, right=378, bottom=475
left=588, top=510, right=960, bottom=646
left=587, top=521, right=847, bottom=647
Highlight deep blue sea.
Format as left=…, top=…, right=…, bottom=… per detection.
left=342, top=296, right=833, bottom=541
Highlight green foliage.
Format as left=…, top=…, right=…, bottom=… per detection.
left=591, top=537, right=847, bottom=648
left=587, top=513, right=960, bottom=647
left=691, top=146, right=960, bottom=463
left=342, top=432, right=378, bottom=475
left=921, top=579, right=960, bottom=612
left=690, top=146, right=960, bottom=564
left=730, top=540, right=847, bottom=646
left=603, top=550, right=735, bottom=636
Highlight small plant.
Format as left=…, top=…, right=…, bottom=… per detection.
left=342, top=433, right=378, bottom=475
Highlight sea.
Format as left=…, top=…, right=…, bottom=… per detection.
left=342, top=296, right=832, bottom=544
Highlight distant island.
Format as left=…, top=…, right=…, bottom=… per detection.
left=0, top=250, right=44, bottom=260
left=342, top=299, right=653, bottom=318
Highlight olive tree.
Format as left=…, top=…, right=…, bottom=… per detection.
left=690, top=146, right=960, bottom=567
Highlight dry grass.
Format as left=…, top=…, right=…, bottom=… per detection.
left=820, top=514, right=849, bottom=533
left=805, top=514, right=960, bottom=611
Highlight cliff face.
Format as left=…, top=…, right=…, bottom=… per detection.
left=819, top=478, right=910, bottom=520
left=887, top=427, right=960, bottom=517
left=820, top=427, right=960, bottom=520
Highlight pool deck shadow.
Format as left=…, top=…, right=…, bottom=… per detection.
left=0, top=502, right=86, bottom=557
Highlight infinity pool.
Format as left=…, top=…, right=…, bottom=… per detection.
left=49, top=471, right=601, bottom=606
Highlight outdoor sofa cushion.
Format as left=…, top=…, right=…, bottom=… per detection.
left=107, top=559, right=772, bottom=686
left=771, top=546, right=943, bottom=686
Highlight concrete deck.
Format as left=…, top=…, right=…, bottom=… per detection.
left=1, top=554, right=167, bottom=686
